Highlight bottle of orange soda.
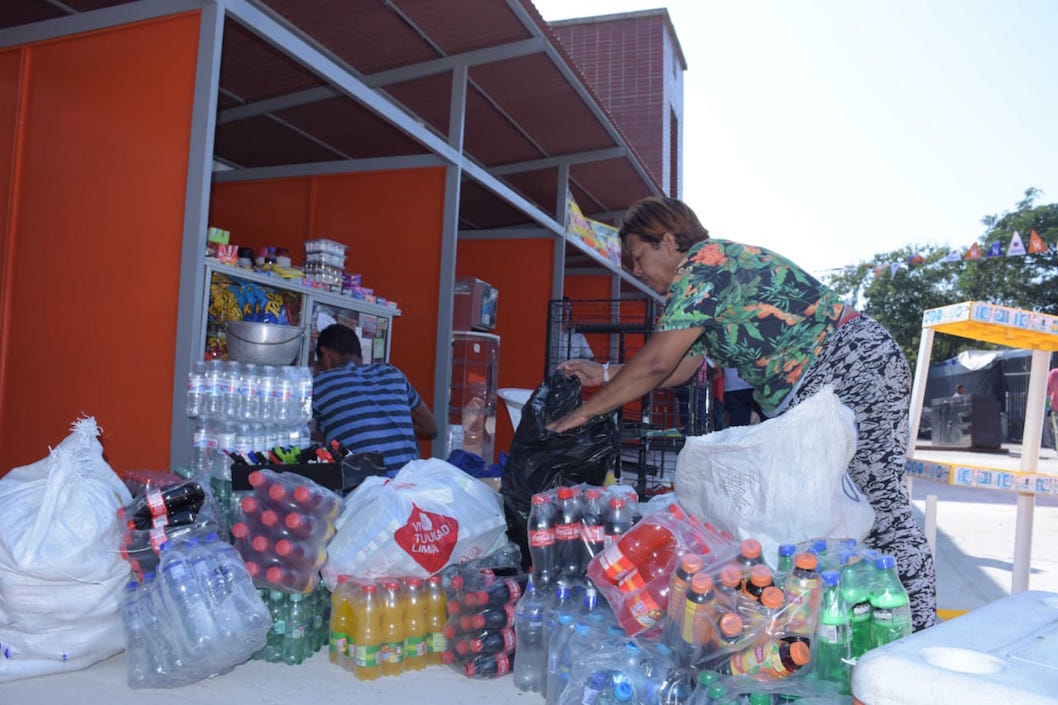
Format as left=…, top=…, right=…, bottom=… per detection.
left=354, top=583, right=382, bottom=680
left=403, top=577, right=428, bottom=671
left=379, top=580, right=406, bottom=676
left=425, top=575, right=447, bottom=666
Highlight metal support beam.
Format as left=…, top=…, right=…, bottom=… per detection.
left=212, top=154, right=444, bottom=182
left=0, top=0, right=201, bottom=48
left=490, top=147, right=626, bottom=176
left=458, top=227, right=554, bottom=240
left=552, top=164, right=569, bottom=300
left=432, top=62, right=468, bottom=459
left=170, top=1, right=224, bottom=471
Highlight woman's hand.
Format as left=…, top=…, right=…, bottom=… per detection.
left=556, top=358, right=607, bottom=387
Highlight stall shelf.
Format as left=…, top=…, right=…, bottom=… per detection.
left=906, top=301, right=1058, bottom=593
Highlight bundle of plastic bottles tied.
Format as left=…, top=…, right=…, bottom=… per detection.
left=117, top=479, right=218, bottom=581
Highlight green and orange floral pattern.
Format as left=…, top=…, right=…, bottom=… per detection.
left=657, top=239, right=846, bottom=412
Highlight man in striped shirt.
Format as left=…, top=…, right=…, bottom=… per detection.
left=312, top=324, right=436, bottom=474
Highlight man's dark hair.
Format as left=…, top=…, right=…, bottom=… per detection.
left=317, top=323, right=362, bottom=359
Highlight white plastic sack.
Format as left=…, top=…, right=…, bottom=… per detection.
left=674, top=386, right=875, bottom=563
left=0, top=417, right=133, bottom=682
left=323, top=458, right=508, bottom=585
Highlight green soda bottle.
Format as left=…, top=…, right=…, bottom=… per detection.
left=869, top=555, right=911, bottom=648
left=775, top=544, right=796, bottom=585
left=840, top=550, right=875, bottom=659
left=815, top=571, right=851, bottom=694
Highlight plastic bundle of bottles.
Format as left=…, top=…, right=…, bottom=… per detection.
left=527, top=483, right=638, bottom=590
left=119, top=533, right=271, bottom=688
left=252, top=583, right=331, bottom=665
left=230, top=468, right=342, bottom=593
left=587, top=500, right=740, bottom=636
left=328, top=574, right=449, bottom=679
left=117, top=480, right=223, bottom=580
left=442, top=569, right=530, bottom=678
left=187, top=360, right=312, bottom=426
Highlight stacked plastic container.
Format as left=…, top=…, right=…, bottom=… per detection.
left=304, top=238, right=347, bottom=290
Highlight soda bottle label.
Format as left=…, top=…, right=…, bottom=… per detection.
left=582, top=525, right=605, bottom=543
left=405, top=634, right=428, bottom=657
left=819, top=623, right=847, bottom=644
left=529, top=528, right=555, bottom=547
left=617, top=568, right=646, bottom=594
left=851, top=601, right=871, bottom=621
left=598, top=544, right=636, bottom=582
left=378, top=641, right=403, bottom=664
left=146, top=489, right=166, bottom=518
left=354, top=643, right=379, bottom=667
left=148, top=527, right=167, bottom=552
left=555, top=522, right=580, bottom=542
left=273, top=619, right=286, bottom=635
left=626, top=591, right=663, bottom=628
left=502, top=578, right=523, bottom=603
left=428, top=631, right=446, bottom=654
left=495, top=653, right=512, bottom=675
left=872, top=604, right=910, bottom=624
left=333, top=635, right=347, bottom=656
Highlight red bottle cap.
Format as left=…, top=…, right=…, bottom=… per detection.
left=443, top=623, right=457, bottom=639
left=446, top=601, right=462, bottom=616
left=244, top=560, right=261, bottom=578
left=455, top=640, right=471, bottom=656
left=240, top=497, right=259, bottom=514
left=361, top=584, right=377, bottom=593
left=463, top=614, right=484, bottom=631
left=252, top=536, right=270, bottom=553
left=285, top=512, right=306, bottom=531
left=406, top=577, right=422, bottom=588
left=274, top=539, right=292, bottom=557
left=265, top=565, right=284, bottom=583
left=268, top=483, right=288, bottom=502
left=427, top=575, right=442, bottom=585
left=794, top=553, right=818, bottom=571
left=740, top=538, right=762, bottom=560
left=585, top=488, right=602, bottom=500
left=293, top=485, right=311, bottom=503
left=247, top=471, right=265, bottom=488
left=609, top=498, right=625, bottom=509
left=231, top=521, right=250, bottom=540
left=442, top=650, right=456, bottom=665
left=260, top=510, right=279, bottom=527
left=679, top=553, right=704, bottom=574
left=450, top=575, right=464, bottom=591
left=531, top=493, right=550, bottom=505
left=556, top=486, right=572, bottom=500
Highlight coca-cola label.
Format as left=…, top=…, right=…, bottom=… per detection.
left=146, top=489, right=166, bottom=519
left=582, top=524, right=605, bottom=543
left=148, top=526, right=167, bottom=552
left=528, top=527, right=555, bottom=548
left=494, top=653, right=511, bottom=675
left=151, top=513, right=169, bottom=529
left=501, top=627, right=516, bottom=652
left=554, top=522, right=580, bottom=542
left=503, top=603, right=517, bottom=626
left=393, top=503, right=458, bottom=573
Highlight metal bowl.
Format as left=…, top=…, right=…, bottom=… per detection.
left=224, top=320, right=304, bottom=365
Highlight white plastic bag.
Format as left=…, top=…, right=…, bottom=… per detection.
left=674, top=386, right=875, bottom=563
left=0, top=417, right=133, bottom=682
left=323, top=458, right=508, bottom=585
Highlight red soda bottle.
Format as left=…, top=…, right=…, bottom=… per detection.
left=589, top=504, right=680, bottom=587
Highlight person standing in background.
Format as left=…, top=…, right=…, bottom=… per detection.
left=722, top=367, right=762, bottom=427
left=1047, top=365, right=1058, bottom=452
left=313, top=324, right=437, bottom=474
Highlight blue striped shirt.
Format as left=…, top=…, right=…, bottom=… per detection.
left=312, top=362, right=423, bottom=473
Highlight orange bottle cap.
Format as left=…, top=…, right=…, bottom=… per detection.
left=690, top=573, right=714, bottom=593
left=719, top=565, right=742, bottom=589
left=789, top=640, right=811, bottom=665
left=749, top=564, right=773, bottom=587
left=760, top=586, right=784, bottom=609
left=680, top=553, right=704, bottom=574
left=740, top=538, right=762, bottom=560
left=719, top=612, right=743, bottom=637
left=794, top=552, right=818, bottom=571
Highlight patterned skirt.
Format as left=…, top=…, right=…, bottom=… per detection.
left=789, top=314, right=938, bottom=631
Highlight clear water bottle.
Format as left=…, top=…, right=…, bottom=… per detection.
left=186, top=360, right=206, bottom=419
left=121, top=581, right=153, bottom=687
left=238, top=363, right=261, bottom=422
left=203, top=359, right=225, bottom=420
left=190, top=420, right=212, bottom=476
left=295, top=366, right=314, bottom=423
left=221, top=361, right=241, bottom=421
left=274, top=367, right=295, bottom=424
left=250, top=423, right=267, bottom=455
left=545, top=612, right=576, bottom=705
left=212, top=422, right=236, bottom=481
left=546, top=580, right=575, bottom=638
left=258, top=366, right=276, bottom=423
left=513, top=577, right=547, bottom=692
left=139, top=571, right=185, bottom=675
left=158, top=542, right=219, bottom=655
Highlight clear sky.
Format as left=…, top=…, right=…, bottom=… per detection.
left=532, top=0, right=1058, bottom=276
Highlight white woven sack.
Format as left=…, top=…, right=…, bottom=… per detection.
left=0, top=417, right=132, bottom=681
left=674, top=385, right=875, bottom=562
left=324, top=458, right=508, bottom=586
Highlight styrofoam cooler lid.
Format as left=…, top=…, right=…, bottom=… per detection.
left=852, top=590, right=1058, bottom=705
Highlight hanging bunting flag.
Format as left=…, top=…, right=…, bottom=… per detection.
left=1006, top=230, right=1026, bottom=256
left=889, top=262, right=901, bottom=277
left=907, top=252, right=925, bottom=266
left=965, top=243, right=981, bottom=260
left=1028, top=229, right=1049, bottom=254
left=984, top=241, right=1003, bottom=257
left=942, top=247, right=962, bottom=262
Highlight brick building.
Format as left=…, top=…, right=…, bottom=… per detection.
left=551, top=9, right=687, bottom=200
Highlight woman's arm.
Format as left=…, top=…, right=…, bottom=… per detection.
left=547, top=326, right=703, bottom=432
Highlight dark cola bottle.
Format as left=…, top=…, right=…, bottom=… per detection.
left=581, top=488, right=606, bottom=560
left=460, top=603, right=516, bottom=632
left=120, top=482, right=205, bottom=530
left=527, top=493, right=557, bottom=588
left=463, top=652, right=513, bottom=678
left=603, top=496, right=634, bottom=548
left=465, top=575, right=529, bottom=610
left=553, top=487, right=584, bottom=581
left=467, top=627, right=516, bottom=656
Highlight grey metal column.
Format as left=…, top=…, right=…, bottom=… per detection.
left=432, top=62, right=468, bottom=458
left=552, top=163, right=569, bottom=300
left=169, top=1, right=224, bottom=470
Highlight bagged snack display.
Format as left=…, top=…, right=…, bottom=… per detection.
left=0, top=417, right=133, bottom=682
left=324, top=458, right=508, bottom=583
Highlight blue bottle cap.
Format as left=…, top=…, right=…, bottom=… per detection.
left=557, top=613, right=574, bottom=624
left=573, top=623, right=589, bottom=634
left=821, top=570, right=841, bottom=587
left=875, top=555, right=896, bottom=570
left=778, top=543, right=796, bottom=557
left=614, top=681, right=634, bottom=702
left=587, top=671, right=610, bottom=689
left=125, top=581, right=139, bottom=592
left=812, top=539, right=828, bottom=553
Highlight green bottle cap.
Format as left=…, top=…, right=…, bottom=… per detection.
left=698, top=670, right=720, bottom=686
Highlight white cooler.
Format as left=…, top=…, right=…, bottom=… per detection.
left=852, top=590, right=1058, bottom=704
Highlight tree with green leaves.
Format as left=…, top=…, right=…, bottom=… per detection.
left=825, top=188, right=1058, bottom=370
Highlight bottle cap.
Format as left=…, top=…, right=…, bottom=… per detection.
left=240, top=496, right=259, bottom=514
left=463, top=614, right=483, bottom=631
left=689, top=573, right=714, bottom=594
left=427, top=575, right=442, bottom=585
left=585, top=488, right=602, bottom=499
left=384, top=580, right=401, bottom=591
left=812, top=539, right=828, bottom=554
left=292, top=485, right=312, bottom=503
left=556, top=486, right=573, bottom=500
left=406, top=577, right=422, bottom=588
left=443, top=623, right=457, bottom=639
left=361, top=583, right=377, bottom=593
left=614, top=681, right=634, bottom=702
left=285, top=512, right=306, bottom=530
left=244, top=561, right=260, bottom=578
left=268, top=483, right=288, bottom=501
left=794, top=552, right=818, bottom=571
left=252, top=536, right=270, bottom=553
left=260, top=509, right=278, bottom=527
left=740, top=538, right=762, bottom=560
left=821, top=570, right=841, bottom=587
left=442, top=650, right=455, bottom=665
left=609, top=497, right=625, bottom=509
left=788, top=640, right=811, bottom=666
left=337, top=574, right=350, bottom=584
left=456, top=640, right=471, bottom=656
left=274, top=539, right=292, bottom=556
left=231, top=521, right=250, bottom=539
left=247, top=470, right=265, bottom=488
left=778, top=543, right=796, bottom=557
left=760, top=586, right=784, bottom=610
left=679, top=553, right=704, bottom=575
left=748, top=564, right=772, bottom=587
left=875, top=555, right=896, bottom=570
left=531, top=493, right=550, bottom=505
left=719, top=565, right=742, bottom=590
left=265, top=565, right=284, bottom=583
left=718, top=611, right=743, bottom=637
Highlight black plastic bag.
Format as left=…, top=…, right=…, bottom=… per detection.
left=500, top=371, right=620, bottom=569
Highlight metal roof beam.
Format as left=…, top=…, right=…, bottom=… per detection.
left=0, top=0, right=201, bottom=48
left=212, top=154, right=445, bottom=182
left=489, top=147, right=627, bottom=175
left=217, top=36, right=546, bottom=125
left=458, top=227, right=554, bottom=240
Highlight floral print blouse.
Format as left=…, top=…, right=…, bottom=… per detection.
left=656, top=239, right=846, bottom=413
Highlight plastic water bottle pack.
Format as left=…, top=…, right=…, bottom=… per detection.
left=119, top=534, right=271, bottom=688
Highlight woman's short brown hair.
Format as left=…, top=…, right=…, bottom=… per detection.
left=618, top=197, right=709, bottom=253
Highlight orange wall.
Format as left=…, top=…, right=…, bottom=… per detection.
left=209, top=168, right=447, bottom=457
left=457, top=239, right=556, bottom=457
left=0, top=15, right=200, bottom=475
